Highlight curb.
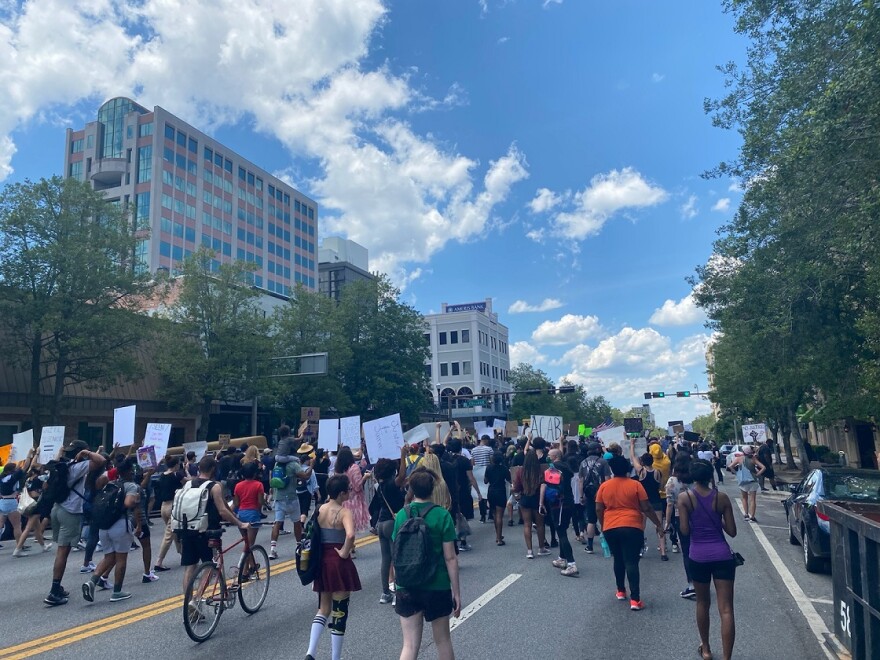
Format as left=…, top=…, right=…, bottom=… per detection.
left=824, top=632, right=852, bottom=660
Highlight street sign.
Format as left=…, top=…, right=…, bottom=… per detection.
left=465, top=399, right=487, bottom=408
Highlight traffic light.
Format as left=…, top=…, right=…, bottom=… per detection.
left=652, top=392, right=665, bottom=398
left=676, top=391, right=691, bottom=398
left=644, top=392, right=652, bottom=400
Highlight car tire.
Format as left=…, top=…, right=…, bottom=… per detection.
left=802, top=525, right=823, bottom=573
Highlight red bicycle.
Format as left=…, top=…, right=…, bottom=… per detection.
left=184, top=524, right=270, bottom=642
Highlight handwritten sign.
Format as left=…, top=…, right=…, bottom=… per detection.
left=39, top=426, right=65, bottom=463
left=136, top=445, right=157, bottom=470
left=741, top=423, right=767, bottom=444
left=143, top=423, right=171, bottom=461
left=362, top=414, right=405, bottom=461
left=301, top=407, right=320, bottom=423
left=11, top=429, right=34, bottom=463
left=218, top=434, right=231, bottom=450
left=339, top=416, right=361, bottom=447
left=529, top=415, right=563, bottom=442
left=505, top=420, right=519, bottom=437
left=183, top=441, right=208, bottom=462
left=318, top=419, right=340, bottom=451
left=113, top=405, right=137, bottom=447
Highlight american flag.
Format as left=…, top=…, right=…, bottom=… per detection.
left=593, top=416, right=615, bottom=433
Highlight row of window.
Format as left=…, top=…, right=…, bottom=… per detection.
left=267, top=260, right=291, bottom=280
left=165, top=124, right=199, bottom=155
left=203, top=168, right=234, bottom=194
left=266, top=279, right=292, bottom=296
left=236, top=227, right=264, bottom=249
left=200, top=235, right=233, bottom=257
left=160, top=194, right=196, bottom=219
left=438, top=361, right=472, bottom=378
left=160, top=217, right=196, bottom=242
left=238, top=166, right=264, bottom=191
left=201, top=144, right=234, bottom=174
left=162, top=169, right=196, bottom=196
left=202, top=211, right=233, bottom=236
left=237, top=186, right=264, bottom=209
left=477, top=362, right=508, bottom=381
left=476, top=330, right=508, bottom=354
left=237, top=207, right=264, bottom=229
left=437, top=329, right=471, bottom=345
left=162, top=146, right=198, bottom=175
left=268, top=241, right=292, bottom=262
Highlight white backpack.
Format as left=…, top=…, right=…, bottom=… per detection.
left=172, top=480, right=215, bottom=533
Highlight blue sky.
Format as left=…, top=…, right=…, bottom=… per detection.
left=0, top=0, right=747, bottom=423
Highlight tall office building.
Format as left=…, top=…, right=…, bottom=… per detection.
left=318, top=237, right=375, bottom=302
left=63, top=97, right=318, bottom=296
left=424, top=299, right=512, bottom=418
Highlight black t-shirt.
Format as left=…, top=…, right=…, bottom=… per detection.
left=439, top=455, right=460, bottom=512
left=0, top=468, right=24, bottom=496
left=156, top=470, right=185, bottom=503
left=511, top=451, right=525, bottom=468
left=219, top=454, right=241, bottom=481
left=757, top=444, right=773, bottom=466
left=485, top=464, right=511, bottom=492
left=376, top=480, right=405, bottom=523
left=451, top=454, right=472, bottom=500
left=550, top=461, right=575, bottom=507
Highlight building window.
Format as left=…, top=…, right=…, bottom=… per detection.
left=136, top=145, right=152, bottom=183
left=139, top=123, right=153, bottom=137
left=164, top=124, right=175, bottom=140
left=424, top=364, right=432, bottom=379
left=439, top=332, right=447, bottom=345
left=462, top=329, right=470, bottom=344
left=440, top=363, right=448, bottom=377
left=70, top=139, right=84, bottom=154
left=462, top=361, right=471, bottom=375
left=225, top=158, right=232, bottom=173
left=68, top=161, right=83, bottom=178
left=188, top=137, right=197, bottom=153
left=423, top=333, right=430, bottom=346
left=135, top=192, right=150, bottom=226
left=450, top=331, right=458, bottom=344
left=176, top=130, right=187, bottom=147
left=451, top=362, right=460, bottom=376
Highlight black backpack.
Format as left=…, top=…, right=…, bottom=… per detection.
left=295, top=506, right=323, bottom=586
left=582, top=458, right=604, bottom=498
left=91, top=480, right=128, bottom=530
left=43, top=461, right=80, bottom=507
left=392, top=503, right=438, bottom=589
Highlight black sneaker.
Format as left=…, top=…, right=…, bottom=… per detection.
left=550, top=540, right=558, bottom=548
left=680, top=587, right=696, bottom=600
left=44, top=592, right=69, bottom=606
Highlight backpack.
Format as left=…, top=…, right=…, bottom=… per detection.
left=736, top=458, right=756, bottom=485
left=582, top=458, right=604, bottom=498
left=295, top=506, right=323, bottom=586
left=91, top=480, right=128, bottom=530
left=269, top=462, right=291, bottom=490
left=544, top=466, right=563, bottom=506
left=172, top=480, right=215, bottom=533
left=404, top=455, right=423, bottom=478
left=43, top=461, right=84, bottom=507
left=392, top=503, right=439, bottom=589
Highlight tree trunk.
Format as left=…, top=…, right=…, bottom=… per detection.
left=788, top=404, right=810, bottom=475
left=198, top=397, right=212, bottom=443
left=50, top=353, right=67, bottom=426
left=28, top=332, right=44, bottom=438
left=779, top=411, right=797, bottom=469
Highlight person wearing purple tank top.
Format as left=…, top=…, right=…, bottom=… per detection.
left=679, top=460, right=738, bottom=660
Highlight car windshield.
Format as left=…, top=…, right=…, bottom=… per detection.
left=721, top=445, right=733, bottom=451
left=822, top=473, right=880, bottom=501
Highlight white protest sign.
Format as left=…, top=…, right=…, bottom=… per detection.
left=339, top=416, right=361, bottom=448
left=597, top=425, right=626, bottom=447
left=318, top=419, right=340, bottom=451
left=143, top=423, right=171, bottom=461
left=473, top=421, right=488, bottom=438
left=529, top=415, right=563, bottom=442
left=113, top=405, right=137, bottom=447
left=183, top=441, right=208, bottom=461
left=492, top=419, right=506, bottom=432
left=11, top=429, right=34, bottom=463
left=403, top=424, right=431, bottom=445
left=39, top=426, right=65, bottom=463
left=362, top=414, right=405, bottom=461
left=741, top=423, right=767, bottom=444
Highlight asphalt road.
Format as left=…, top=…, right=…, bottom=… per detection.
left=0, top=485, right=840, bottom=660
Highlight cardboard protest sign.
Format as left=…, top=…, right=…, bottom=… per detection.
left=318, top=419, right=340, bottom=451
left=339, top=416, right=361, bottom=447
left=183, top=441, right=208, bottom=461
left=529, top=415, right=563, bottom=442
left=136, top=445, right=157, bottom=470
left=11, top=429, right=34, bottom=463
left=301, top=407, right=320, bottom=423
left=362, top=414, right=405, bottom=461
left=218, top=434, right=231, bottom=450
left=0, top=445, right=10, bottom=465
left=143, top=423, right=172, bottom=461
left=113, top=405, right=137, bottom=447
left=505, top=420, right=519, bottom=437
left=39, top=426, right=65, bottom=463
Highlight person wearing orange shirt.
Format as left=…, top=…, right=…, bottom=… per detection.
left=596, top=455, right=663, bottom=611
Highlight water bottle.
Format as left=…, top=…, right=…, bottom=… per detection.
left=299, top=542, right=311, bottom=571
left=600, top=533, right=611, bottom=558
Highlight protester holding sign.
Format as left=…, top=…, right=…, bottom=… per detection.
left=1, top=449, right=35, bottom=556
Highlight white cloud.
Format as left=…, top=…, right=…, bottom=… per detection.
left=528, top=187, right=563, bottom=214
left=509, top=341, right=547, bottom=366
left=712, top=197, right=731, bottom=212
left=649, top=292, right=706, bottom=327
left=525, top=227, right=546, bottom=242
left=0, top=0, right=530, bottom=284
left=497, top=36, right=509, bottom=44
left=531, top=314, right=604, bottom=345
left=728, top=180, right=743, bottom=193
left=543, top=0, right=563, bottom=8
left=680, top=194, right=698, bottom=219
left=545, top=168, right=668, bottom=240
left=508, top=298, right=564, bottom=314
left=651, top=72, right=665, bottom=83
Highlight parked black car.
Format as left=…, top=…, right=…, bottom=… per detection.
left=783, top=467, right=880, bottom=572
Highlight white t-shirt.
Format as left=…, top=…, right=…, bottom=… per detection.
left=697, top=450, right=714, bottom=462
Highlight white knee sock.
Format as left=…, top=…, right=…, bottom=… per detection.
left=331, top=631, right=344, bottom=660
left=307, top=614, right=327, bottom=657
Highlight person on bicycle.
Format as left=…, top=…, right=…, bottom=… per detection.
left=180, top=456, right=249, bottom=595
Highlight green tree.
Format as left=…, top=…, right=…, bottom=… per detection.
left=0, top=176, right=151, bottom=431
left=155, top=248, right=274, bottom=441
left=691, top=413, right=717, bottom=439
left=507, top=364, right=561, bottom=422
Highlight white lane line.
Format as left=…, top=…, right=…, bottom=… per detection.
left=811, top=598, right=834, bottom=605
left=736, top=500, right=838, bottom=660
left=756, top=525, right=790, bottom=530
left=449, top=573, right=521, bottom=632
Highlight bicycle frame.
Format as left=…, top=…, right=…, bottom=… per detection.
left=199, top=528, right=254, bottom=608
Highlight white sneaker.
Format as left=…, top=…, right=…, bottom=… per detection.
left=552, top=558, right=567, bottom=568
left=80, top=562, right=96, bottom=573
left=42, top=542, right=54, bottom=552
left=11, top=548, right=29, bottom=558
left=269, top=548, right=278, bottom=560
left=526, top=550, right=534, bottom=559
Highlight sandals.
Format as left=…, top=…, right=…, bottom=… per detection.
left=496, top=540, right=506, bottom=546
left=698, top=644, right=713, bottom=660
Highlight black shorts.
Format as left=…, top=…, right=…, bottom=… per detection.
left=297, top=491, right=312, bottom=517
left=519, top=494, right=539, bottom=511
left=583, top=494, right=598, bottom=524
left=763, top=467, right=776, bottom=479
left=394, top=588, right=454, bottom=622
left=179, top=532, right=213, bottom=566
left=690, top=558, right=737, bottom=583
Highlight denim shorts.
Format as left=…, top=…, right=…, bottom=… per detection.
left=0, top=498, right=18, bottom=515
left=238, top=508, right=262, bottom=523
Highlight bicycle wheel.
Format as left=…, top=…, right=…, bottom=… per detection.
left=184, top=562, right=225, bottom=642
left=237, top=544, right=271, bottom=613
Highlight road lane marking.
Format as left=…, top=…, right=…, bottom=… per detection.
left=756, top=525, right=790, bottom=530
left=735, top=500, right=839, bottom=659
left=449, top=573, right=521, bottom=633
left=0, top=535, right=378, bottom=660
left=811, top=598, right=834, bottom=605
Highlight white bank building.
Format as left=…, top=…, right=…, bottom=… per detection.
left=424, top=299, right=512, bottom=420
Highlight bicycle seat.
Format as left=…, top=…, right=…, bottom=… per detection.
left=206, top=529, right=225, bottom=539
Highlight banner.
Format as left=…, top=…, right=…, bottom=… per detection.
left=10, top=429, right=34, bottom=463
left=529, top=415, right=563, bottom=442
left=143, top=423, right=171, bottom=461
left=113, top=405, right=137, bottom=447
left=741, top=423, right=767, bottom=444
left=39, top=426, right=65, bottom=463
left=339, top=416, right=361, bottom=448
left=318, top=419, right=340, bottom=451
left=362, top=413, right=405, bottom=461
left=183, top=441, right=208, bottom=462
